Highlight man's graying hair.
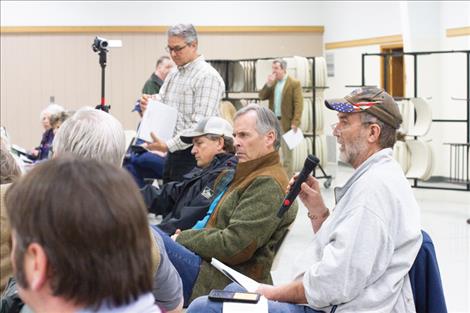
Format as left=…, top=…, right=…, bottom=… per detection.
left=360, top=112, right=397, bottom=148
left=273, top=58, right=287, bottom=70
left=53, top=108, right=126, bottom=166
left=235, top=104, right=281, bottom=150
left=168, top=24, right=198, bottom=44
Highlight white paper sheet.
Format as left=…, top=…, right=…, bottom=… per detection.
left=223, top=296, right=268, bottom=313
left=282, top=128, right=304, bottom=150
left=211, top=258, right=268, bottom=313
left=137, top=99, right=177, bottom=143
left=211, top=258, right=260, bottom=292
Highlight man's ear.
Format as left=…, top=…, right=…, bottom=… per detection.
left=217, top=136, right=225, bottom=151
left=265, top=130, right=276, bottom=147
left=24, top=243, right=49, bottom=291
left=368, top=124, right=381, bottom=144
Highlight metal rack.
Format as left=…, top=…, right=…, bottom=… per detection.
left=352, top=49, right=470, bottom=191
left=208, top=57, right=332, bottom=187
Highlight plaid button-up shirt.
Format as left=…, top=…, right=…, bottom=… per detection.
left=160, top=55, right=225, bottom=152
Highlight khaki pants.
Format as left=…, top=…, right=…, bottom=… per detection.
left=280, top=133, right=294, bottom=177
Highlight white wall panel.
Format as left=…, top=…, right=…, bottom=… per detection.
left=1, top=1, right=324, bottom=26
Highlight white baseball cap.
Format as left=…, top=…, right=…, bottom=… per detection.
left=180, top=116, right=234, bottom=144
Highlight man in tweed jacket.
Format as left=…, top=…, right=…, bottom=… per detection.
left=153, top=104, right=298, bottom=306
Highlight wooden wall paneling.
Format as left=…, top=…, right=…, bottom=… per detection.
left=113, top=32, right=132, bottom=127
left=11, top=35, right=39, bottom=147
left=1, top=30, right=324, bottom=148
left=63, top=35, right=77, bottom=110
left=74, top=34, right=90, bottom=109
left=0, top=35, right=7, bottom=129
left=28, top=35, right=44, bottom=150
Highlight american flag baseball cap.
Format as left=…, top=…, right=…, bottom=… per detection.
left=325, top=87, right=402, bottom=129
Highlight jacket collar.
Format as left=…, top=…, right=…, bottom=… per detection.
left=232, top=150, right=279, bottom=185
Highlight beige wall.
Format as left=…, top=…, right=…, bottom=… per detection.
left=0, top=30, right=323, bottom=149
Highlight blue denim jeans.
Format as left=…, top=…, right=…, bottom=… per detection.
left=186, top=282, right=325, bottom=313
left=124, top=151, right=165, bottom=187
left=151, top=225, right=201, bottom=306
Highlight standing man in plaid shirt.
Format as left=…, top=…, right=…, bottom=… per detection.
left=140, top=24, right=225, bottom=183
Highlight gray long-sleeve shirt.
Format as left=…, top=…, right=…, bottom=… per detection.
left=296, top=148, right=422, bottom=312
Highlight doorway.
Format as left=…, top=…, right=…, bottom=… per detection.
left=380, top=44, right=405, bottom=97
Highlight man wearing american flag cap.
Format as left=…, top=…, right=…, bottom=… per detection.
left=187, top=87, right=423, bottom=313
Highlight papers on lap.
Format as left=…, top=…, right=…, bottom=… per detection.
left=211, top=258, right=268, bottom=313
left=137, top=99, right=177, bottom=143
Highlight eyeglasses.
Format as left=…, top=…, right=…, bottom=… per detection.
left=165, top=44, right=188, bottom=53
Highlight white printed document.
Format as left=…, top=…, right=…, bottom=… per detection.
left=211, top=258, right=268, bottom=313
left=137, top=99, right=177, bottom=143
left=282, top=128, right=304, bottom=150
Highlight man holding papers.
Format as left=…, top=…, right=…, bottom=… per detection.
left=259, top=58, right=304, bottom=176
left=140, top=24, right=225, bottom=183
left=153, top=104, right=298, bottom=306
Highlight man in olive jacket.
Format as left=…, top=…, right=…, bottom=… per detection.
left=259, top=58, right=303, bottom=176
left=153, top=104, right=298, bottom=306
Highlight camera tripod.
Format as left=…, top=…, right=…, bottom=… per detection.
left=92, top=37, right=111, bottom=112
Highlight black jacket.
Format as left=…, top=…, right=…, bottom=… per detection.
left=141, top=153, right=237, bottom=235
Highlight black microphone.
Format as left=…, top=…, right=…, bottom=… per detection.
left=277, top=154, right=320, bottom=218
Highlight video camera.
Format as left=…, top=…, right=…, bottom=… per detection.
left=92, top=36, right=109, bottom=52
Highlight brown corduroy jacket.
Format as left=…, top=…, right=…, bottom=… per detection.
left=259, top=75, right=304, bottom=132
left=176, top=151, right=298, bottom=301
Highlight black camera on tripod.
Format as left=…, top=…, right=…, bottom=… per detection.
left=92, top=36, right=109, bottom=52
left=91, top=36, right=121, bottom=113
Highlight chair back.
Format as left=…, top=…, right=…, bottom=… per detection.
left=408, top=230, right=447, bottom=313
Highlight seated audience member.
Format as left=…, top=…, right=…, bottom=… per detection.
left=124, top=56, right=175, bottom=188
left=141, top=116, right=237, bottom=235
left=187, top=87, right=422, bottom=313
left=49, top=110, right=71, bottom=134
left=4, top=157, right=162, bottom=312
left=27, top=103, right=64, bottom=161
left=153, top=104, right=298, bottom=305
left=52, top=108, right=183, bottom=313
left=0, top=141, right=22, bottom=291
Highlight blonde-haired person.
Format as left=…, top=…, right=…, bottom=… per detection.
left=0, top=140, right=22, bottom=291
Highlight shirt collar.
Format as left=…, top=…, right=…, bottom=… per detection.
left=178, top=54, right=204, bottom=71
left=334, top=148, right=393, bottom=204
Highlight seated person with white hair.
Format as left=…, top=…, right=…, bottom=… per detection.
left=52, top=108, right=184, bottom=313
left=141, top=116, right=237, bottom=235
left=27, top=103, right=65, bottom=161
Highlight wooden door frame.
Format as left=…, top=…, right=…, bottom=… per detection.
left=380, top=43, right=405, bottom=97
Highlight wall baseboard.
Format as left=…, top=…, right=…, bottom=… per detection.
left=446, top=26, right=470, bottom=37
left=325, top=34, right=403, bottom=50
